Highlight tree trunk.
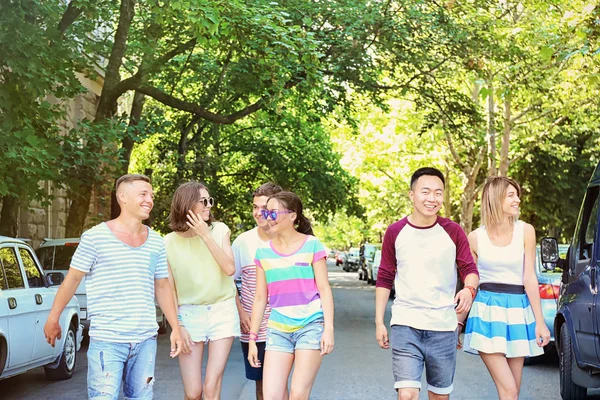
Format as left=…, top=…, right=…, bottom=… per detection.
left=65, top=0, right=137, bottom=234
left=111, top=90, right=146, bottom=219
left=0, top=195, right=19, bottom=237
left=487, top=79, right=497, bottom=176
left=499, top=96, right=511, bottom=177
left=460, top=179, right=476, bottom=233
left=443, top=161, right=452, bottom=218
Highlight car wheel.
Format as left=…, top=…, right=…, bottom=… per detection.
left=158, top=315, right=168, bottom=334
left=45, top=323, right=77, bottom=380
left=559, top=324, right=587, bottom=400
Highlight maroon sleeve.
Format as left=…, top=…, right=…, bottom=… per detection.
left=376, top=219, right=406, bottom=290
left=439, top=218, right=479, bottom=282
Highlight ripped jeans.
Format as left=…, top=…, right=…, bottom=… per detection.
left=87, top=336, right=157, bottom=400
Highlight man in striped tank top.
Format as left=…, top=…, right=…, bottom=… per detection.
left=44, top=174, right=183, bottom=400
left=232, top=182, right=283, bottom=400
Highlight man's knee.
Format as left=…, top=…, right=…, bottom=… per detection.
left=398, top=388, right=419, bottom=400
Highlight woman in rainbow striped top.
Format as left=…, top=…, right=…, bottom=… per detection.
left=248, top=191, right=335, bottom=400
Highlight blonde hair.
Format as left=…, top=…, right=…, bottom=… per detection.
left=480, top=176, right=522, bottom=227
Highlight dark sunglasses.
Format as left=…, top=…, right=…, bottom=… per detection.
left=199, top=197, right=215, bottom=207
left=260, top=209, right=292, bottom=220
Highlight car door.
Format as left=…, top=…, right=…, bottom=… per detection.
left=568, top=186, right=599, bottom=365
left=17, top=246, right=55, bottom=361
left=0, top=245, right=37, bottom=368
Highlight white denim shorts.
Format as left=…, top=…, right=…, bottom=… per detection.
left=179, top=297, right=240, bottom=343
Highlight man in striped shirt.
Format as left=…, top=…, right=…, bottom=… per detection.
left=44, top=174, right=183, bottom=400
left=232, top=182, right=282, bottom=400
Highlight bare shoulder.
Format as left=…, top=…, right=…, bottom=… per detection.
left=467, top=230, right=478, bottom=252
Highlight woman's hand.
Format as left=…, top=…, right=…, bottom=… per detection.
left=186, top=210, right=211, bottom=240
left=248, top=341, right=261, bottom=368
left=536, top=322, right=551, bottom=347
left=179, top=326, right=195, bottom=355
left=320, top=327, right=334, bottom=356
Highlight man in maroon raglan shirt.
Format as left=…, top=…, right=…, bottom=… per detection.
left=375, top=167, right=479, bottom=400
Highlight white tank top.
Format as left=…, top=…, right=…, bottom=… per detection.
left=475, top=220, right=525, bottom=285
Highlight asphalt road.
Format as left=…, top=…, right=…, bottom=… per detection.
left=0, top=259, right=581, bottom=399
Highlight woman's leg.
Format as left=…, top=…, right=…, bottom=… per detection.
left=203, top=337, right=234, bottom=400
left=480, top=352, right=519, bottom=400
left=263, top=351, right=294, bottom=400
left=289, top=350, right=323, bottom=400
left=178, top=341, right=205, bottom=400
left=507, top=357, right=525, bottom=393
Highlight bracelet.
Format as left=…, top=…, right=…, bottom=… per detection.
left=457, top=321, right=465, bottom=327
left=464, top=285, right=477, bottom=299
left=248, top=332, right=258, bottom=341
left=177, top=314, right=183, bottom=321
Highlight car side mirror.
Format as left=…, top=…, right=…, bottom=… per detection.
left=46, top=272, right=64, bottom=286
left=541, top=237, right=560, bottom=265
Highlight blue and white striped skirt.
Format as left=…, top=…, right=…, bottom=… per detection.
left=463, top=290, right=544, bottom=358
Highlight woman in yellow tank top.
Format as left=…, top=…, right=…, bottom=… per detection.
left=164, top=182, right=239, bottom=400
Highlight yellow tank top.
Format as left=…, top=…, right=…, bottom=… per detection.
left=164, top=222, right=236, bottom=305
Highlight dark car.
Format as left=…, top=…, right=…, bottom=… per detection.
left=542, top=161, right=600, bottom=399
left=358, top=243, right=381, bottom=281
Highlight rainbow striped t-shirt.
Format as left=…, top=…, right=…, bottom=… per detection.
left=254, top=235, right=327, bottom=333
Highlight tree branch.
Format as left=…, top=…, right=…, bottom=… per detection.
left=58, top=1, right=84, bottom=35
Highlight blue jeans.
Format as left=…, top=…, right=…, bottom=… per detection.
left=391, top=325, right=457, bottom=395
left=266, top=319, right=324, bottom=353
left=87, top=336, right=157, bottom=400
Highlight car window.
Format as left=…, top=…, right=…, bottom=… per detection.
left=53, top=245, right=78, bottom=270
left=0, top=257, right=6, bottom=290
left=0, top=247, right=25, bottom=289
left=35, top=246, right=55, bottom=270
left=571, top=186, right=599, bottom=275
left=19, top=248, right=45, bottom=288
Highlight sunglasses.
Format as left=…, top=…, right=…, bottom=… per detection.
left=260, top=209, right=293, bottom=220
left=199, top=197, right=215, bottom=207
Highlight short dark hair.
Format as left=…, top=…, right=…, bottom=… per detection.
left=253, top=182, right=283, bottom=198
left=410, top=167, right=445, bottom=190
left=169, top=182, right=214, bottom=232
left=115, top=173, right=150, bottom=191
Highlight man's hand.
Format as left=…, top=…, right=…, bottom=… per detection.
left=239, top=309, right=251, bottom=334
left=454, top=288, right=474, bottom=314
left=169, top=328, right=184, bottom=358
left=376, top=323, right=389, bottom=349
left=44, top=316, right=62, bottom=347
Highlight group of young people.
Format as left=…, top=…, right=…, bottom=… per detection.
left=41, top=166, right=549, bottom=400
left=43, top=175, right=334, bottom=400
left=375, top=167, right=550, bottom=400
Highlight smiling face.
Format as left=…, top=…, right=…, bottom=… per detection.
left=409, top=174, right=444, bottom=219
left=265, top=198, right=295, bottom=234
left=502, top=184, right=520, bottom=218
left=118, top=180, right=154, bottom=220
left=190, top=188, right=212, bottom=222
left=252, top=195, right=270, bottom=228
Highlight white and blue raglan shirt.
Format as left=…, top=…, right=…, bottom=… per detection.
left=70, top=223, right=169, bottom=343
left=376, top=216, right=479, bottom=331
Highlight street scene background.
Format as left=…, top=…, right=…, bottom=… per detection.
left=0, top=259, right=587, bottom=400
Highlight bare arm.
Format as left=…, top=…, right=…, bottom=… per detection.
left=314, top=258, right=334, bottom=331
left=44, top=268, right=85, bottom=347
left=249, top=266, right=268, bottom=336
left=202, top=230, right=236, bottom=276
left=523, top=224, right=543, bottom=322
left=155, top=277, right=180, bottom=333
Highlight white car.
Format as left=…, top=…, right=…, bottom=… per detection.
left=0, top=236, right=83, bottom=380
left=36, top=238, right=168, bottom=334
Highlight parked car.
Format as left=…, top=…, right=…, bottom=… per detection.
left=336, top=251, right=348, bottom=270
left=367, top=250, right=382, bottom=285
left=35, top=238, right=168, bottom=334
left=347, top=247, right=360, bottom=272
left=0, top=236, right=83, bottom=381
left=525, top=243, right=569, bottom=365
left=359, top=243, right=381, bottom=281
left=542, top=161, right=600, bottom=399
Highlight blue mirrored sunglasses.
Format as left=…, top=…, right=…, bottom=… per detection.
left=260, top=209, right=293, bottom=220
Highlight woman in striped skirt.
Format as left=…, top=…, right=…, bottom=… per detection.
left=463, top=177, right=550, bottom=400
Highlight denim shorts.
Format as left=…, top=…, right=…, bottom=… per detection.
left=179, top=297, right=240, bottom=342
left=87, top=336, right=157, bottom=400
left=391, top=325, right=457, bottom=395
left=266, top=319, right=324, bottom=353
